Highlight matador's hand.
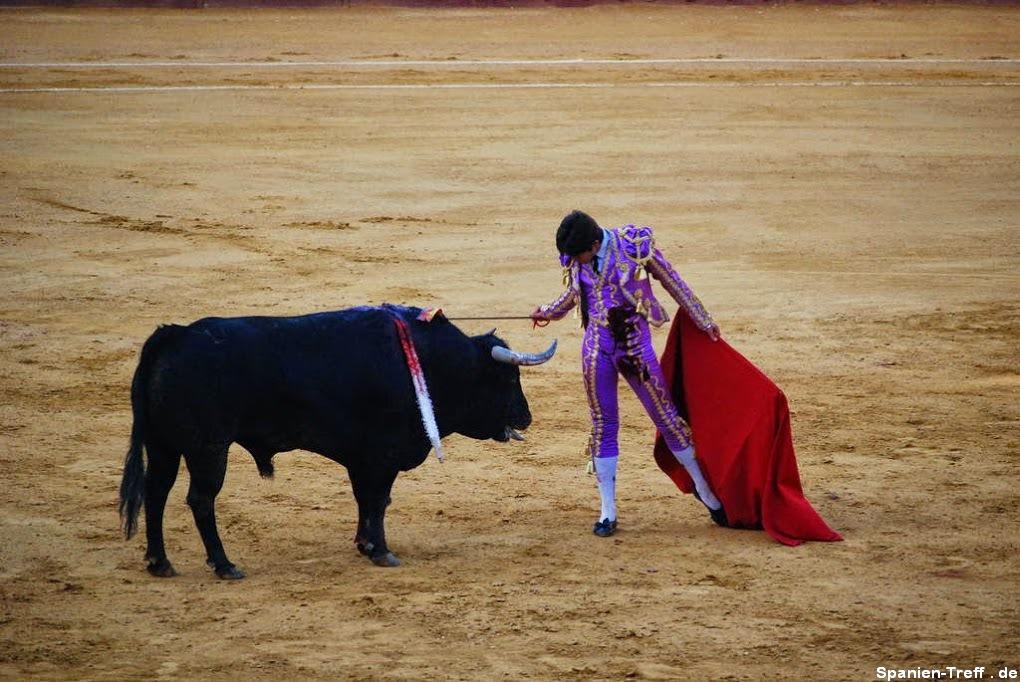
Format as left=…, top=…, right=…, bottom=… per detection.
left=530, top=307, right=551, bottom=328
left=706, top=323, right=721, bottom=342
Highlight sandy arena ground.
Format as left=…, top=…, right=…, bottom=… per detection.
left=1, top=5, right=1018, bottom=680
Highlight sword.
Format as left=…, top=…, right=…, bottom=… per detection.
left=417, top=309, right=550, bottom=328
left=447, top=316, right=534, bottom=321
left=447, top=315, right=550, bottom=328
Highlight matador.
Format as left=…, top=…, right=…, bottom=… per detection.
left=531, top=210, right=727, bottom=537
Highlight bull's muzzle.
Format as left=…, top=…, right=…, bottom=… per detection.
left=490, top=340, right=558, bottom=366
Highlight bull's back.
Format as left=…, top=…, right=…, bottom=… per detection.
left=146, top=309, right=415, bottom=453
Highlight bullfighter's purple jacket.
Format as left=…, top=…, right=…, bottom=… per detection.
left=538, top=225, right=715, bottom=332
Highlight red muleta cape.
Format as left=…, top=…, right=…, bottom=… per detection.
left=653, top=314, right=842, bottom=546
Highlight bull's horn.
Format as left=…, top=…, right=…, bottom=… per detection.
left=491, top=340, right=558, bottom=366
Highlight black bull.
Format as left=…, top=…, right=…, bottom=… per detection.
left=118, top=305, right=556, bottom=578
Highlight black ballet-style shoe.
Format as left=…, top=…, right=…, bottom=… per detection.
left=693, top=491, right=729, bottom=528
left=593, top=518, right=618, bottom=537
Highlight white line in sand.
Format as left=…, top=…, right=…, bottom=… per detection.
left=739, top=270, right=1020, bottom=281
left=2, top=81, right=1018, bottom=94
left=2, top=58, right=1019, bottom=68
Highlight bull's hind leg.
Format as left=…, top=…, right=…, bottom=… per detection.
left=184, top=444, right=245, bottom=580
left=144, top=444, right=181, bottom=577
left=349, top=466, right=400, bottom=567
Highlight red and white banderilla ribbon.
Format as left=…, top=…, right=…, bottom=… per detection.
left=393, top=317, right=445, bottom=463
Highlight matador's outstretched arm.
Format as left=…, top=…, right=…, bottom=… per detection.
left=646, top=248, right=719, bottom=338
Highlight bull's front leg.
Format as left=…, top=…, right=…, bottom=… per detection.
left=349, top=466, right=400, bottom=567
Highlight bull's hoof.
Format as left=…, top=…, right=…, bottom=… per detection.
left=370, top=552, right=401, bottom=568
left=215, top=564, right=246, bottom=580
left=146, top=558, right=177, bottom=578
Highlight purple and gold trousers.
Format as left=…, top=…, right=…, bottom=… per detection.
left=582, top=311, right=693, bottom=459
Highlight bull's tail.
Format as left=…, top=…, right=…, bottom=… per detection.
left=119, top=325, right=180, bottom=539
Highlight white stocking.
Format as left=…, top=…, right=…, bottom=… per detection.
left=593, top=456, right=618, bottom=522
left=673, top=446, right=721, bottom=511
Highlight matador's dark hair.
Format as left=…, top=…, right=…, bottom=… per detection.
left=555, top=210, right=602, bottom=257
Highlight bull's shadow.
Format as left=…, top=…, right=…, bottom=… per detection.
left=118, top=304, right=555, bottom=578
